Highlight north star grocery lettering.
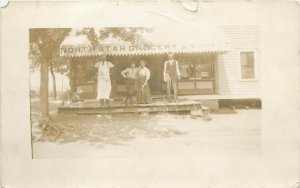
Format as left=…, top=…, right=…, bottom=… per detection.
left=60, top=42, right=228, bottom=56
left=61, top=44, right=177, bottom=53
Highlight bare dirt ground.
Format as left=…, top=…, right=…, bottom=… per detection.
left=31, top=100, right=260, bottom=159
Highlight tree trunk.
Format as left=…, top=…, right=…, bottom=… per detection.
left=69, top=59, right=75, bottom=93
left=49, top=61, right=57, bottom=99
left=40, top=55, right=49, bottom=129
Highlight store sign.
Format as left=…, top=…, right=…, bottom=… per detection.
left=60, top=42, right=230, bottom=57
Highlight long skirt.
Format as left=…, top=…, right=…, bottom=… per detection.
left=97, top=79, right=111, bottom=99
left=137, top=76, right=152, bottom=104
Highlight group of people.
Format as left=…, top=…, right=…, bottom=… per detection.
left=94, top=53, right=181, bottom=106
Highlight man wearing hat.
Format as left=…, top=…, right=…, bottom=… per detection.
left=163, top=53, right=181, bottom=102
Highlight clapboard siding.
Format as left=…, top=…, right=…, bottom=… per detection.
left=216, top=26, right=261, bottom=97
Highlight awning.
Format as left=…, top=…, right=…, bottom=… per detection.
left=60, top=25, right=230, bottom=57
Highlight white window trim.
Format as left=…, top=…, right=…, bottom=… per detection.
left=238, top=49, right=259, bottom=81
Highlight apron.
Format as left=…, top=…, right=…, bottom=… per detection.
left=96, top=61, right=112, bottom=99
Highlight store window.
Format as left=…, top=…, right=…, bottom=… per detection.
left=240, top=51, right=255, bottom=79
left=178, top=57, right=193, bottom=80
left=178, top=54, right=215, bottom=81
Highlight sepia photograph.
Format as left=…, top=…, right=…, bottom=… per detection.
left=1, top=1, right=299, bottom=187
left=29, top=25, right=261, bottom=158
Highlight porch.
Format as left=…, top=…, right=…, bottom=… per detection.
left=57, top=93, right=261, bottom=114
left=57, top=97, right=204, bottom=114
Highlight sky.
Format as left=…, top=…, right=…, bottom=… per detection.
left=30, top=71, right=70, bottom=95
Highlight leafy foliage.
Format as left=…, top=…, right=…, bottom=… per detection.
left=76, top=28, right=99, bottom=49
left=29, top=43, right=42, bottom=72
left=29, top=28, right=72, bottom=72
left=99, top=27, right=153, bottom=42
left=77, top=27, right=153, bottom=48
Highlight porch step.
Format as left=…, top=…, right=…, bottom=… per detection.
left=58, top=101, right=203, bottom=114
left=84, top=95, right=167, bottom=103
left=197, top=99, right=219, bottom=110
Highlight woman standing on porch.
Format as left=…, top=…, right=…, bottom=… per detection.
left=95, top=54, right=114, bottom=107
left=136, top=60, right=152, bottom=104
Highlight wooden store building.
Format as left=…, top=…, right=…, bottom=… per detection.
left=60, top=25, right=260, bottom=104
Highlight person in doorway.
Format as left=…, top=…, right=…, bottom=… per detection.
left=121, top=63, right=138, bottom=105
left=95, top=54, right=114, bottom=107
left=163, top=52, right=181, bottom=102
left=136, top=60, right=152, bottom=104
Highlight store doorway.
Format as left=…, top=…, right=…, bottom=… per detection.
left=143, top=55, right=164, bottom=95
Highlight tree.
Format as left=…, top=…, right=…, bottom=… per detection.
left=29, top=36, right=70, bottom=100
left=77, top=27, right=153, bottom=48
left=29, top=28, right=71, bottom=133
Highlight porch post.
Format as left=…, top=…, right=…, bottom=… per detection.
left=110, top=56, right=117, bottom=99
left=214, top=53, right=220, bottom=94
left=69, top=58, right=78, bottom=96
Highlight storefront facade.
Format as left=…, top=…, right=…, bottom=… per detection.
left=60, top=25, right=261, bottom=101
left=67, top=52, right=218, bottom=99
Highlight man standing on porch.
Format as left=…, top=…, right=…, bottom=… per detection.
left=163, top=53, right=181, bottom=102
left=121, top=62, right=138, bottom=105
left=95, top=54, right=114, bottom=107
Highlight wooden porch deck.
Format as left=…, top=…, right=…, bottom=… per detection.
left=57, top=99, right=203, bottom=114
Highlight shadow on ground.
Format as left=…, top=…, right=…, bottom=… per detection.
left=30, top=99, right=246, bottom=149
left=31, top=101, right=188, bottom=148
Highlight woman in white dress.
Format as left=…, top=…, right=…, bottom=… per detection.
left=95, top=54, right=114, bottom=107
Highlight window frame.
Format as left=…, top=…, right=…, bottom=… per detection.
left=238, top=50, right=258, bottom=81
left=177, top=54, right=215, bottom=81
